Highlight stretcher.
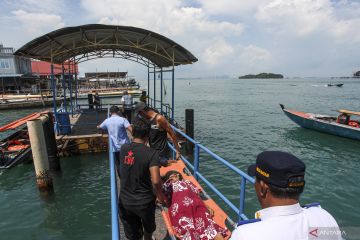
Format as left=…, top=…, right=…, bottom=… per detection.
left=159, top=160, right=234, bottom=239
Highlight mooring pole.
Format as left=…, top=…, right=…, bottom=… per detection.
left=27, top=119, right=54, bottom=193
left=185, top=109, right=194, bottom=154
left=42, top=113, right=60, bottom=172
left=88, top=93, right=94, bottom=109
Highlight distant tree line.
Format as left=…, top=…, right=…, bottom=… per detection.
left=238, top=73, right=284, bottom=79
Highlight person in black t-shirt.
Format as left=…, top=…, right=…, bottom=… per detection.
left=118, top=119, right=167, bottom=240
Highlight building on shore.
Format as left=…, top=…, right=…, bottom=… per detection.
left=0, top=43, right=34, bottom=93
left=0, top=43, right=78, bottom=94
left=31, top=60, right=78, bottom=92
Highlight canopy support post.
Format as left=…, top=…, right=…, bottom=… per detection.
left=171, top=65, right=174, bottom=123
left=153, top=64, right=156, bottom=109
left=50, top=62, right=58, bottom=134
left=74, top=58, right=78, bottom=111
left=68, top=61, right=73, bottom=116
left=147, top=62, right=150, bottom=106
left=160, top=67, right=163, bottom=114
left=61, top=64, right=67, bottom=112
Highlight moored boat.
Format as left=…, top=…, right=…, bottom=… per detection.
left=0, top=111, right=48, bottom=169
left=0, top=128, right=32, bottom=169
left=326, top=83, right=344, bottom=87
left=280, top=104, right=360, bottom=140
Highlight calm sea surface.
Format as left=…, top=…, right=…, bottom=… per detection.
left=1, top=77, right=359, bottom=239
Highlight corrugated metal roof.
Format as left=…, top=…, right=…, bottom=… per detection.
left=14, top=24, right=198, bottom=68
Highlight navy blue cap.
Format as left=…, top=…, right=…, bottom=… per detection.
left=248, top=151, right=306, bottom=188
left=134, top=102, right=146, bottom=114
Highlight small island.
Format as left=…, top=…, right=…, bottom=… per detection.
left=238, top=73, right=284, bottom=79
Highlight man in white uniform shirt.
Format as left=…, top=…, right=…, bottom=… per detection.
left=121, top=90, right=133, bottom=123
left=230, top=151, right=342, bottom=240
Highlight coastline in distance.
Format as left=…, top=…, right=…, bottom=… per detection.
left=238, top=72, right=284, bottom=79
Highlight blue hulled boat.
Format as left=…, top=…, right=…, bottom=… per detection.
left=280, top=104, right=360, bottom=141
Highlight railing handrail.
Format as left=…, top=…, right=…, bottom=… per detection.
left=108, top=105, right=120, bottom=240
left=170, top=125, right=255, bottom=222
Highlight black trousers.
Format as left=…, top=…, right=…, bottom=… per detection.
left=118, top=200, right=156, bottom=240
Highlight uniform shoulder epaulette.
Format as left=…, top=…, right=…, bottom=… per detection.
left=237, top=218, right=261, bottom=226
left=302, top=202, right=321, bottom=209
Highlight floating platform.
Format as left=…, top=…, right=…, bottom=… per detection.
left=56, top=109, right=109, bottom=156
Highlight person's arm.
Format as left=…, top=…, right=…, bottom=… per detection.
left=126, top=125, right=133, bottom=134
left=97, top=120, right=107, bottom=130
left=158, top=116, right=181, bottom=159
left=149, top=166, right=167, bottom=205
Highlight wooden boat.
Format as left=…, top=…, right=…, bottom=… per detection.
left=0, top=128, right=32, bottom=169
left=280, top=104, right=360, bottom=141
left=0, top=111, right=47, bottom=169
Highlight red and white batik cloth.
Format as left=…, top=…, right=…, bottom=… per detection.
left=163, top=179, right=228, bottom=240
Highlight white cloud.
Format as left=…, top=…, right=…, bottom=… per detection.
left=10, top=0, right=65, bottom=14
left=240, top=45, right=272, bottom=65
left=81, top=0, right=244, bottom=37
left=255, top=0, right=360, bottom=41
left=11, top=10, right=65, bottom=36
left=202, top=38, right=234, bottom=65
left=256, top=0, right=333, bottom=36
left=198, top=0, right=267, bottom=16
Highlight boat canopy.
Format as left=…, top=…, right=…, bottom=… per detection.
left=14, top=24, right=197, bottom=67
left=338, top=109, right=360, bottom=116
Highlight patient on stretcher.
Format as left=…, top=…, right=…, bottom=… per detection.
left=162, top=171, right=227, bottom=240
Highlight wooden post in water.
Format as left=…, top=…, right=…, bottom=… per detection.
left=185, top=109, right=194, bottom=154
left=88, top=93, right=93, bottom=109
left=27, top=118, right=54, bottom=193
left=42, top=113, right=61, bottom=172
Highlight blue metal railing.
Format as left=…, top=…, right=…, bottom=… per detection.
left=108, top=113, right=254, bottom=239
left=148, top=97, right=172, bottom=120
left=169, top=125, right=255, bottom=222
left=108, top=105, right=120, bottom=240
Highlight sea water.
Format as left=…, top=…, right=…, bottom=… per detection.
left=0, top=77, right=359, bottom=239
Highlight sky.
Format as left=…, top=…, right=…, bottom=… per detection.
left=1, top=0, right=360, bottom=79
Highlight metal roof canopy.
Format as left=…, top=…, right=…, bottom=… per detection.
left=14, top=24, right=197, bottom=67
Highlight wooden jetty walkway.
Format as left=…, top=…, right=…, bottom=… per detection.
left=56, top=109, right=109, bottom=155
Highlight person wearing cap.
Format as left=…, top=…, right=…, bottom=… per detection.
left=93, top=91, right=101, bottom=111
left=134, top=102, right=181, bottom=165
left=97, top=105, right=132, bottom=173
left=121, top=90, right=133, bottom=123
left=230, top=151, right=342, bottom=240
